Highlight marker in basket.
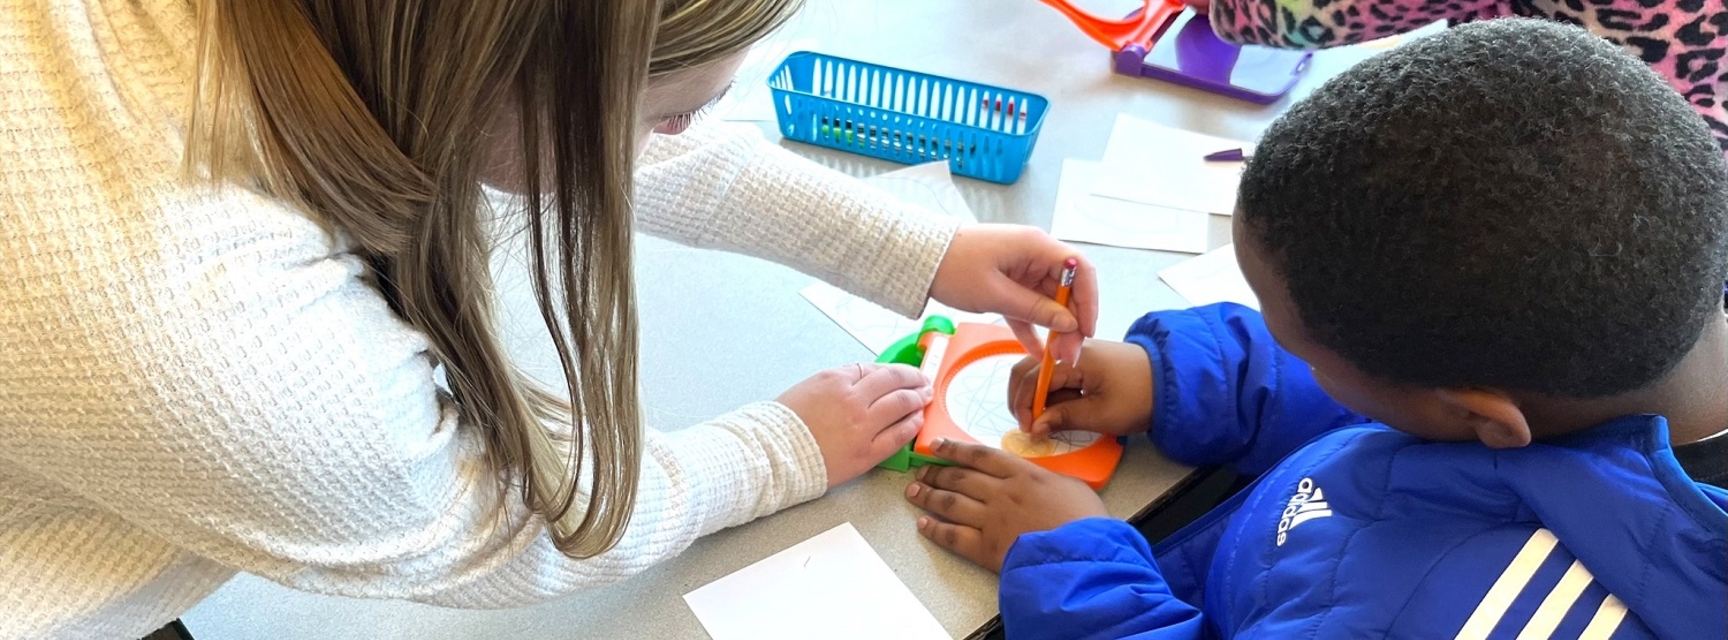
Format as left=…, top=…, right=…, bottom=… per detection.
left=1030, top=257, right=1080, bottom=421
left=983, top=97, right=1030, bottom=134
left=819, top=118, right=977, bottom=158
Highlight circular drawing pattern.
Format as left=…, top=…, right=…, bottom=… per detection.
left=943, top=354, right=1100, bottom=458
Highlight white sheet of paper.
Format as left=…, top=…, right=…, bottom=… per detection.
left=1158, top=244, right=1260, bottom=310
left=863, top=161, right=979, bottom=223
left=1051, top=159, right=1210, bottom=254
left=683, top=523, right=949, bottom=640
left=719, top=37, right=822, bottom=122
left=1092, top=114, right=1247, bottom=215
left=802, top=162, right=996, bottom=354
left=801, top=282, right=999, bottom=355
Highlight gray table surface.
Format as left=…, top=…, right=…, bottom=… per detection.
left=182, top=1, right=1410, bottom=638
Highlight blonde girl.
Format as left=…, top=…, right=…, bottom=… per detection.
left=0, top=0, right=1097, bottom=637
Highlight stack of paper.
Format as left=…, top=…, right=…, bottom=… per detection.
left=1092, top=114, right=1246, bottom=216
left=1048, top=114, right=1246, bottom=256
left=1050, top=159, right=1210, bottom=254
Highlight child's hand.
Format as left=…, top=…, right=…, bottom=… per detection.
left=904, top=438, right=1109, bottom=572
left=929, top=224, right=1099, bottom=365
left=1008, top=339, right=1154, bottom=438
left=777, top=363, right=932, bottom=489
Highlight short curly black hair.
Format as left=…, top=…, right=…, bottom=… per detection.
left=1238, top=18, right=1728, bottom=398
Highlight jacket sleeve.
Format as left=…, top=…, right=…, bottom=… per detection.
left=1124, top=303, right=1368, bottom=477
left=999, top=518, right=1210, bottom=640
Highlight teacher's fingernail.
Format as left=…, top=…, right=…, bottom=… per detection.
left=906, top=483, right=921, bottom=498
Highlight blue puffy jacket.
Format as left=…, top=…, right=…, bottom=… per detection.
left=999, top=304, right=1728, bottom=639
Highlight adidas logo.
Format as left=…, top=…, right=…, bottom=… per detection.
left=1276, top=477, right=1332, bottom=546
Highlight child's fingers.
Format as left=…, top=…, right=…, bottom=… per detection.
left=1027, top=389, right=1084, bottom=438
left=993, top=274, right=1080, bottom=335
left=867, top=386, right=932, bottom=427
left=915, top=517, right=998, bottom=572
left=917, top=463, right=995, bottom=498
left=905, top=482, right=988, bottom=526
left=1051, top=330, right=1085, bottom=367
left=1006, top=319, right=1045, bottom=361
left=1069, top=256, right=1100, bottom=338
left=853, top=363, right=928, bottom=398
left=1032, top=392, right=1115, bottom=435
left=1008, top=356, right=1041, bottom=426
left=1010, top=360, right=1082, bottom=430
left=1031, top=403, right=1073, bottom=435
left=844, top=361, right=884, bottom=383
left=930, top=438, right=1023, bottom=478
left=871, top=412, right=923, bottom=457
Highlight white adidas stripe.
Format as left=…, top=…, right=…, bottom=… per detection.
left=1454, top=529, right=1559, bottom=640
left=1577, top=595, right=1628, bottom=640
left=1453, top=529, right=1627, bottom=640
left=1514, top=560, right=1594, bottom=640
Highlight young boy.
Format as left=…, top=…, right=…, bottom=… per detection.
left=902, top=18, right=1727, bottom=639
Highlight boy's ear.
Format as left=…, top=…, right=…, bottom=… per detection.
left=1435, top=388, right=1531, bottom=448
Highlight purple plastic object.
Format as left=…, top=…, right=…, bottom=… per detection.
left=1113, top=9, right=1310, bottom=104
left=1203, top=147, right=1248, bottom=162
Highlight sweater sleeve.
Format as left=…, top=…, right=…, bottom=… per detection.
left=0, top=186, right=827, bottom=608
left=1205, top=0, right=1501, bottom=48
left=633, top=121, right=959, bottom=318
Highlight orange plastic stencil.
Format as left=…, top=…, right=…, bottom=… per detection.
left=917, top=323, right=1124, bottom=490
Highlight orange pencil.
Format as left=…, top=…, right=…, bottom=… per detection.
left=1031, top=257, right=1079, bottom=421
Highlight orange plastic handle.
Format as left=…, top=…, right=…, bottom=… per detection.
left=1036, top=0, right=1185, bottom=51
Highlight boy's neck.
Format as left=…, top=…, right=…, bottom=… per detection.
left=1528, top=313, right=1728, bottom=446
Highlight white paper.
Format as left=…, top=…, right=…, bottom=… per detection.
left=1092, top=114, right=1247, bottom=215
left=802, top=282, right=999, bottom=355
left=803, top=162, right=997, bottom=354
left=719, top=37, right=822, bottom=122
left=1158, top=244, right=1260, bottom=310
left=1051, top=159, right=1210, bottom=254
left=683, top=523, right=949, bottom=640
left=863, top=161, right=979, bottom=223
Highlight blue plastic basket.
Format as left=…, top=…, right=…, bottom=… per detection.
left=768, top=52, right=1049, bottom=184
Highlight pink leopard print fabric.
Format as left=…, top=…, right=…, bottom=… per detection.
left=1208, top=0, right=1728, bottom=155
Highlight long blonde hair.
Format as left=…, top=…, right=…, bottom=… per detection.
left=186, top=0, right=800, bottom=558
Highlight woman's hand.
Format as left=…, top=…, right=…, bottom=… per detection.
left=777, top=363, right=933, bottom=489
left=1008, top=339, right=1155, bottom=438
left=904, top=438, right=1109, bottom=572
left=930, top=225, right=1098, bottom=365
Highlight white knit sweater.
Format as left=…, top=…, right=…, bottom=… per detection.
left=0, top=1, right=957, bottom=637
